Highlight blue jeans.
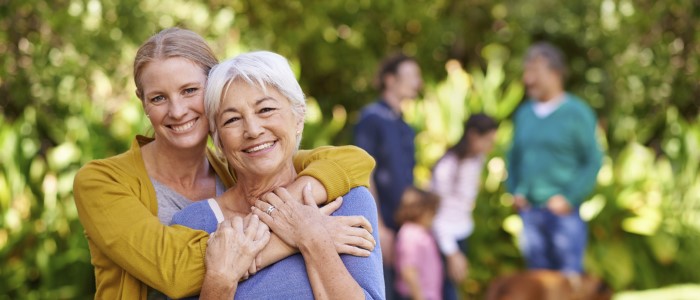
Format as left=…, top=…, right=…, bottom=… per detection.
left=441, top=238, right=468, bottom=300
left=519, top=206, right=587, bottom=274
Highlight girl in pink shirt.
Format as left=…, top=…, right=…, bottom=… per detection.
left=394, top=187, right=443, bottom=300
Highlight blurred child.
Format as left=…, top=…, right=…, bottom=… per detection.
left=431, top=113, right=498, bottom=300
left=394, top=187, right=442, bottom=300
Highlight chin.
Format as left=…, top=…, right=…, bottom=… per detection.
left=171, top=135, right=208, bottom=149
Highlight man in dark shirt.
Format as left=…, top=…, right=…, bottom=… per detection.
left=354, top=54, right=423, bottom=300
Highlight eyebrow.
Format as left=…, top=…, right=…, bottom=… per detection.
left=219, top=96, right=278, bottom=114
left=144, top=81, right=201, bottom=98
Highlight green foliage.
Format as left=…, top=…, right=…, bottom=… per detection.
left=1, top=0, right=698, bottom=298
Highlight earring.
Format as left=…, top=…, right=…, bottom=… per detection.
left=296, top=130, right=301, bottom=135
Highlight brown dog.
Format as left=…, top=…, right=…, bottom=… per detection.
left=485, top=270, right=612, bottom=300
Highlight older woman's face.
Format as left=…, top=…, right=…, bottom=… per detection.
left=216, top=79, right=303, bottom=177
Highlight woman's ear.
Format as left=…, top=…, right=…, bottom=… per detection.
left=295, top=107, right=306, bottom=134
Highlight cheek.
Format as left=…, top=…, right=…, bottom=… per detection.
left=194, top=95, right=206, bottom=112
left=219, top=128, right=241, bottom=150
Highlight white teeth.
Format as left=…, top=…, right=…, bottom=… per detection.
left=172, top=119, right=196, bottom=132
left=244, top=142, right=275, bottom=153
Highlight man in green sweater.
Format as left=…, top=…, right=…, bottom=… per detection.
left=506, top=42, right=602, bottom=276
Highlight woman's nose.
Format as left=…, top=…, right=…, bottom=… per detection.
left=167, top=98, right=188, bottom=120
left=243, top=117, right=264, bottom=139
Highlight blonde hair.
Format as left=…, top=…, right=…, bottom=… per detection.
left=133, top=27, right=218, bottom=99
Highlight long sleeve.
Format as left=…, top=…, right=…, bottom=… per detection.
left=431, top=157, right=460, bottom=255
left=334, top=187, right=385, bottom=299
left=506, top=109, right=524, bottom=195
left=354, top=114, right=381, bottom=158
left=293, top=146, right=375, bottom=202
left=73, top=161, right=208, bottom=299
left=562, top=108, right=603, bottom=206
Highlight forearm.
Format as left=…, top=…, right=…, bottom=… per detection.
left=256, top=233, right=297, bottom=269
left=401, top=267, right=425, bottom=300
left=564, top=157, right=603, bottom=204
left=200, top=272, right=237, bottom=300
left=434, top=225, right=459, bottom=256
left=294, top=146, right=375, bottom=201
left=299, top=236, right=364, bottom=300
left=287, top=176, right=328, bottom=205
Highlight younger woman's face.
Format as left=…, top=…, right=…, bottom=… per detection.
left=140, top=57, right=209, bottom=150
left=469, top=130, right=497, bottom=155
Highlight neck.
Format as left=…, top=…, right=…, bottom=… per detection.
left=381, top=91, right=403, bottom=115
left=220, top=162, right=298, bottom=211
left=538, top=88, right=565, bottom=103
left=143, top=138, right=210, bottom=187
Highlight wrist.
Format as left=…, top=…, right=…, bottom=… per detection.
left=297, top=229, right=334, bottom=255
left=289, top=176, right=327, bottom=205
left=204, top=271, right=238, bottom=293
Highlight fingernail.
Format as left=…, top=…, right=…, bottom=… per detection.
left=305, top=182, right=312, bottom=192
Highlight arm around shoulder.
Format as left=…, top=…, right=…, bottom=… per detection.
left=293, top=146, right=376, bottom=201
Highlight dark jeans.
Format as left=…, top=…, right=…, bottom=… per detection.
left=519, top=206, right=587, bottom=273
left=384, top=264, right=398, bottom=300
left=441, top=237, right=468, bottom=300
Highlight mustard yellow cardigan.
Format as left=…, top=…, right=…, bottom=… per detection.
left=73, top=136, right=375, bottom=299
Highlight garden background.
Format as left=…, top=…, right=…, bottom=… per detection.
left=1, top=0, right=699, bottom=298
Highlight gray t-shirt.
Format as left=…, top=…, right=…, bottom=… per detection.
left=147, top=175, right=226, bottom=300
left=151, top=176, right=226, bottom=225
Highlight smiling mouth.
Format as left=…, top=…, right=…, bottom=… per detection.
left=168, top=118, right=197, bottom=132
left=243, top=141, right=277, bottom=153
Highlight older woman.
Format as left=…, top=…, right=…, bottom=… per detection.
left=171, top=51, right=384, bottom=299
left=73, top=28, right=377, bottom=299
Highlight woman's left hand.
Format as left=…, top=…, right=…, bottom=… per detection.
left=318, top=197, right=376, bottom=257
left=252, top=184, right=329, bottom=249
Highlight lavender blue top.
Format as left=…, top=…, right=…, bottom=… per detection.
left=170, top=187, right=385, bottom=299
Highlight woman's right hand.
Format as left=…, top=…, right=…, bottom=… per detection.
left=205, top=215, right=270, bottom=282
left=319, top=198, right=376, bottom=257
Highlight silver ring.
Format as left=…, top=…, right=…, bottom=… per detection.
left=265, top=205, right=276, bottom=215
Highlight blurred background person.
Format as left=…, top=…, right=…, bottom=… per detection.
left=506, top=42, right=602, bottom=282
left=394, top=187, right=442, bottom=300
left=354, top=53, right=424, bottom=299
left=431, top=113, right=498, bottom=300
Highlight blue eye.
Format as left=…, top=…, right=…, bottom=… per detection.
left=151, top=95, right=165, bottom=103
left=184, top=88, right=197, bottom=94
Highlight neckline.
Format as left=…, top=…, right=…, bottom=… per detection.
left=529, top=94, right=569, bottom=119
left=207, top=199, right=225, bottom=223
left=150, top=175, right=224, bottom=202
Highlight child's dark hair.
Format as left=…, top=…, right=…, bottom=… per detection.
left=374, top=53, right=417, bottom=92
left=449, top=113, right=498, bottom=159
left=395, top=186, right=440, bottom=225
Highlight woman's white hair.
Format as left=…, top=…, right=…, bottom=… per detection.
left=205, top=51, right=306, bottom=150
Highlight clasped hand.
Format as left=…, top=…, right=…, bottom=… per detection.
left=206, top=214, right=270, bottom=282
left=253, top=184, right=376, bottom=257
